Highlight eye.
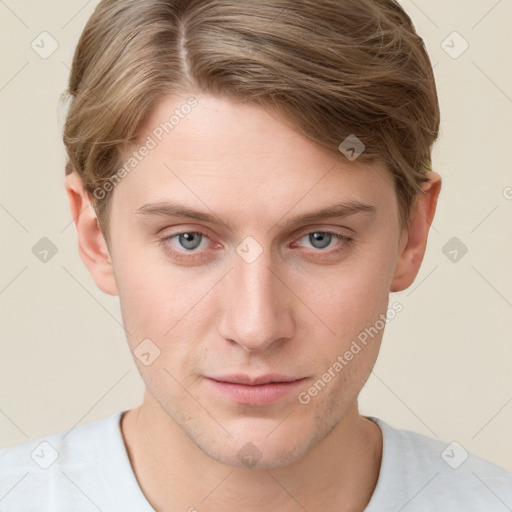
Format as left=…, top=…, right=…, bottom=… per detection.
left=299, top=231, right=352, bottom=251
left=158, top=228, right=353, bottom=264
left=176, top=232, right=204, bottom=251
left=306, top=232, right=333, bottom=249
left=160, top=231, right=215, bottom=261
left=165, top=231, right=208, bottom=252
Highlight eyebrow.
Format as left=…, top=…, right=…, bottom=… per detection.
left=285, top=200, right=376, bottom=227
left=135, top=199, right=376, bottom=229
left=136, top=201, right=231, bottom=228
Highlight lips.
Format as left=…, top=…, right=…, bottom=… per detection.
left=205, top=374, right=308, bottom=405
left=207, top=374, right=304, bottom=386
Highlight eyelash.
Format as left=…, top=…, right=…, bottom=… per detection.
left=159, top=230, right=354, bottom=262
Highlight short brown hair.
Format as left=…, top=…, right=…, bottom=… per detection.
left=63, top=0, right=440, bottom=237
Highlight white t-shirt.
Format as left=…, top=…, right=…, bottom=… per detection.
left=1, top=411, right=511, bottom=511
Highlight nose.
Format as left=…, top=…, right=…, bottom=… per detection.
left=217, top=246, right=295, bottom=352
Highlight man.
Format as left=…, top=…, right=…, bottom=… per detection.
left=1, top=0, right=511, bottom=510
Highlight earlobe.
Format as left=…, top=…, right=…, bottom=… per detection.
left=390, top=172, right=442, bottom=293
left=64, top=172, right=118, bottom=296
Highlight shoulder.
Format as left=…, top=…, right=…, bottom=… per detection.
left=0, top=412, right=118, bottom=470
left=0, top=411, right=148, bottom=511
left=365, top=417, right=512, bottom=511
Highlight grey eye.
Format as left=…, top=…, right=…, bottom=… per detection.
left=178, top=232, right=203, bottom=250
left=308, top=232, right=332, bottom=249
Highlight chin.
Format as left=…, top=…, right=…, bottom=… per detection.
left=204, top=438, right=311, bottom=470
left=191, top=419, right=317, bottom=470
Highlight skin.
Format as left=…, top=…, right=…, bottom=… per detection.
left=65, top=93, right=441, bottom=512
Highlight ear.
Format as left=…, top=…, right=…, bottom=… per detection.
left=390, top=172, right=442, bottom=292
left=64, top=172, right=118, bottom=296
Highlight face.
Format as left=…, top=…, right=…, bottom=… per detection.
left=107, top=93, right=403, bottom=469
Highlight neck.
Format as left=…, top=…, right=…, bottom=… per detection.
left=121, top=392, right=382, bottom=512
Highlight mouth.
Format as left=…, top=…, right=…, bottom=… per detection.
left=205, top=374, right=308, bottom=405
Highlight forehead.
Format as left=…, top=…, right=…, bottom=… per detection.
left=111, top=93, right=397, bottom=224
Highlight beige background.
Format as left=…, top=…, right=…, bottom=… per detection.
left=1, top=0, right=511, bottom=472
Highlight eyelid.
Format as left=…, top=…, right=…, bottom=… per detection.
left=158, top=224, right=217, bottom=241
left=291, top=225, right=355, bottom=243
left=292, top=223, right=356, bottom=237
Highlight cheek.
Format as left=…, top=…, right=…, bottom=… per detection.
left=293, top=236, right=397, bottom=381
left=111, top=243, right=184, bottom=343
left=302, top=245, right=396, bottom=333
left=113, top=255, right=206, bottom=393
left=112, top=244, right=222, bottom=375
